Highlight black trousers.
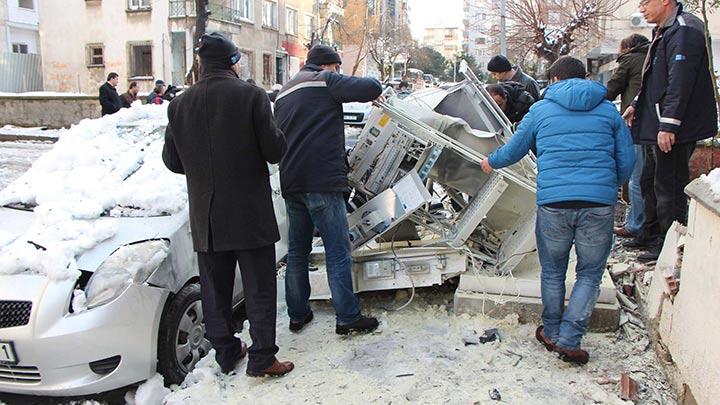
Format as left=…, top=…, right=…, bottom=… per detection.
left=197, top=243, right=278, bottom=372
left=639, top=142, right=696, bottom=245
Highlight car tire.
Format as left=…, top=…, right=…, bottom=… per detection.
left=157, top=283, right=211, bottom=385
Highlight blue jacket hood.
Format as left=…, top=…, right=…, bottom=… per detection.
left=544, top=78, right=608, bottom=112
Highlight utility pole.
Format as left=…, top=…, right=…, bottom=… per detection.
left=499, top=0, right=507, bottom=55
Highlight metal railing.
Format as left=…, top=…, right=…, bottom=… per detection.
left=169, top=1, right=246, bottom=25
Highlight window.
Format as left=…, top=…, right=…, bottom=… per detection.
left=232, top=0, right=252, bottom=20
left=128, top=0, right=151, bottom=10
left=129, top=42, right=153, bottom=77
left=262, top=1, right=278, bottom=28
left=18, top=0, right=34, bottom=10
left=304, top=13, right=315, bottom=40
left=263, top=54, right=272, bottom=84
left=87, top=44, right=104, bottom=66
left=239, top=50, right=253, bottom=80
left=286, top=7, right=298, bottom=35
left=11, top=43, right=28, bottom=54
left=475, top=37, right=486, bottom=45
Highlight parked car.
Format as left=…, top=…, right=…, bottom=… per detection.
left=0, top=117, right=288, bottom=396
left=343, top=101, right=373, bottom=126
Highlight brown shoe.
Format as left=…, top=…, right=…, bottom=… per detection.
left=613, top=226, right=636, bottom=238
left=554, top=346, right=589, bottom=365
left=220, top=341, right=248, bottom=374
left=246, top=360, right=295, bottom=377
left=535, top=326, right=556, bottom=352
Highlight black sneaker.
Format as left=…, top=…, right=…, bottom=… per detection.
left=289, top=311, right=314, bottom=332
left=336, top=316, right=379, bottom=335
left=637, top=247, right=660, bottom=262
left=622, top=238, right=655, bottom=249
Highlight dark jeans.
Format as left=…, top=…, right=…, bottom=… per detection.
left=639, top=142, right=696, bottom=245
left=284, top=192, right=362, bottom=326
left=536, top=205, right=614, bottom=349
left=197, top=244, right=278, bottom=372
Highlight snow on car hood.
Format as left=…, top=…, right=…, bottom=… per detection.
left=0, top=104, right=187, bottom=281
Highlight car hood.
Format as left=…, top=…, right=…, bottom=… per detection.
left=0, top=206, right=188, bottom=272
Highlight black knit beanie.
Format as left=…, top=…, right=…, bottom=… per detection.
left=306, top=45, right=342, bottom=66
left=487, top=55, right=512, bottom=73
left=198, top=32, right=241, bottom=65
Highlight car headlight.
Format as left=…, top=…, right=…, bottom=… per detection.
left=84, top=239, right=170, bottom=308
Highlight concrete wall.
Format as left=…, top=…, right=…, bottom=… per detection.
left=0, top=95, right=100, bottom=128
left=645, top=180, right=720, bottom=405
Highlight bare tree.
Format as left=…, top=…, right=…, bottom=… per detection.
left=505, top=0, right=626, bottom=64
left=185, top=0, right=209, bottom=85
left=336, top=0, right=375, bottom=75
left=367, top=16, right=413, bottom=81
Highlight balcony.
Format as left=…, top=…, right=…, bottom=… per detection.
left=169, top=1, right=246, bottom=25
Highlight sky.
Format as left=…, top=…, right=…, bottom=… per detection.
left=407, top=0, right=463, bottom=40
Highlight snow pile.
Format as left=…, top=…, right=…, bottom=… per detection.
left=0, top=104, right=183, bottom=216
left=0, top=104, right=185, bottom=280
left=700, top=167, right=720, bottom=202
left=0, top=209, right=117, bottom=280
left=125, top=373, right=171, bottom=405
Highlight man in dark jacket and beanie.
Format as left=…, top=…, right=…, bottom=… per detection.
left=99, top=72, right=122, bottom=116
left=274, top=45, right=382, bottom=336
left=487, top=55, right=542, bottom=101
left=162, top=32, right=293, bottom=377
left=623, top=0, right=718, bottom=261
left=606, top=34, right=650, bottom=239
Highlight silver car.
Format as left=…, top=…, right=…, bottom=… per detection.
left=0, top=155, right=287, bottom=396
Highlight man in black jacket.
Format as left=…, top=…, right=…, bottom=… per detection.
left=487, top=55, right=542, bottom=101
left=274, top=45, right=382, bottom=336
left=486, top=82, right=535, bottom=124
left=162, top=32, right=293, bottom=377
left=99, top=72, right=122, bottom=116
left=623, top=0, right=718, bottom=261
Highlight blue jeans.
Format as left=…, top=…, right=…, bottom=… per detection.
left=535, top=205, right=614, bottom=349
left=284, top=192, right=362, bottom=326
left=625, top=145, right=645, bottom=235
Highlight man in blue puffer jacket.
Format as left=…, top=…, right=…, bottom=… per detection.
left=481, top=56, right=635, bottom=365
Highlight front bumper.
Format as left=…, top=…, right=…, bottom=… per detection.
left=0, top=275, right=168, bottom=396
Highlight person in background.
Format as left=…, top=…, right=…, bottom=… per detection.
left=162, top=32, right=293, bottom=378
left=487, top=55, right=542, bottom=101
left=481, top=56, right=634, bottom=365
left=120, top=81, right=139, bottom=108
left=99, top=72, right=122, bottom=116
left=274, top=45, right=382, bottom=336
left=623, top=0, right=718, bottom=262
left=397, top=80, right=412, bottom=99
left=268, top=83, right=282, bottom=102
left=486, top=82, right=536, bottom=124
left=146, top=79, right=166, bottom=104
left=605, top=34, right=650, bottom=239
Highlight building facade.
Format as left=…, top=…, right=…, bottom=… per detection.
left=37, top=0, right=320, bottom=94
left=462, top=0, right=498, bottom=69
left=0, top=0, right=42, bottom=91
left=422, top=26, right=461, bottom=61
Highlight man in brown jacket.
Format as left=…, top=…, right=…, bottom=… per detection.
left=162, top=32, right=293, bottom=377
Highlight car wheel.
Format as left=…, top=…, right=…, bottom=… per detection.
left=157, top=283, right=212, bottom=385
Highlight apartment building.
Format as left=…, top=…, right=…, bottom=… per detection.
left=0, top=0, right=42, bottom=91
left=422, top=26, right=461, bottom=61
left=462, top=0, right=497, bottom=69
left=37, top=0, right=320, bottom=94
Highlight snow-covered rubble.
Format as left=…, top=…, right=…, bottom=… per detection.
left=700, top=167, right=720, bottom=202
left=0, top=104, right=186, bottom=281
